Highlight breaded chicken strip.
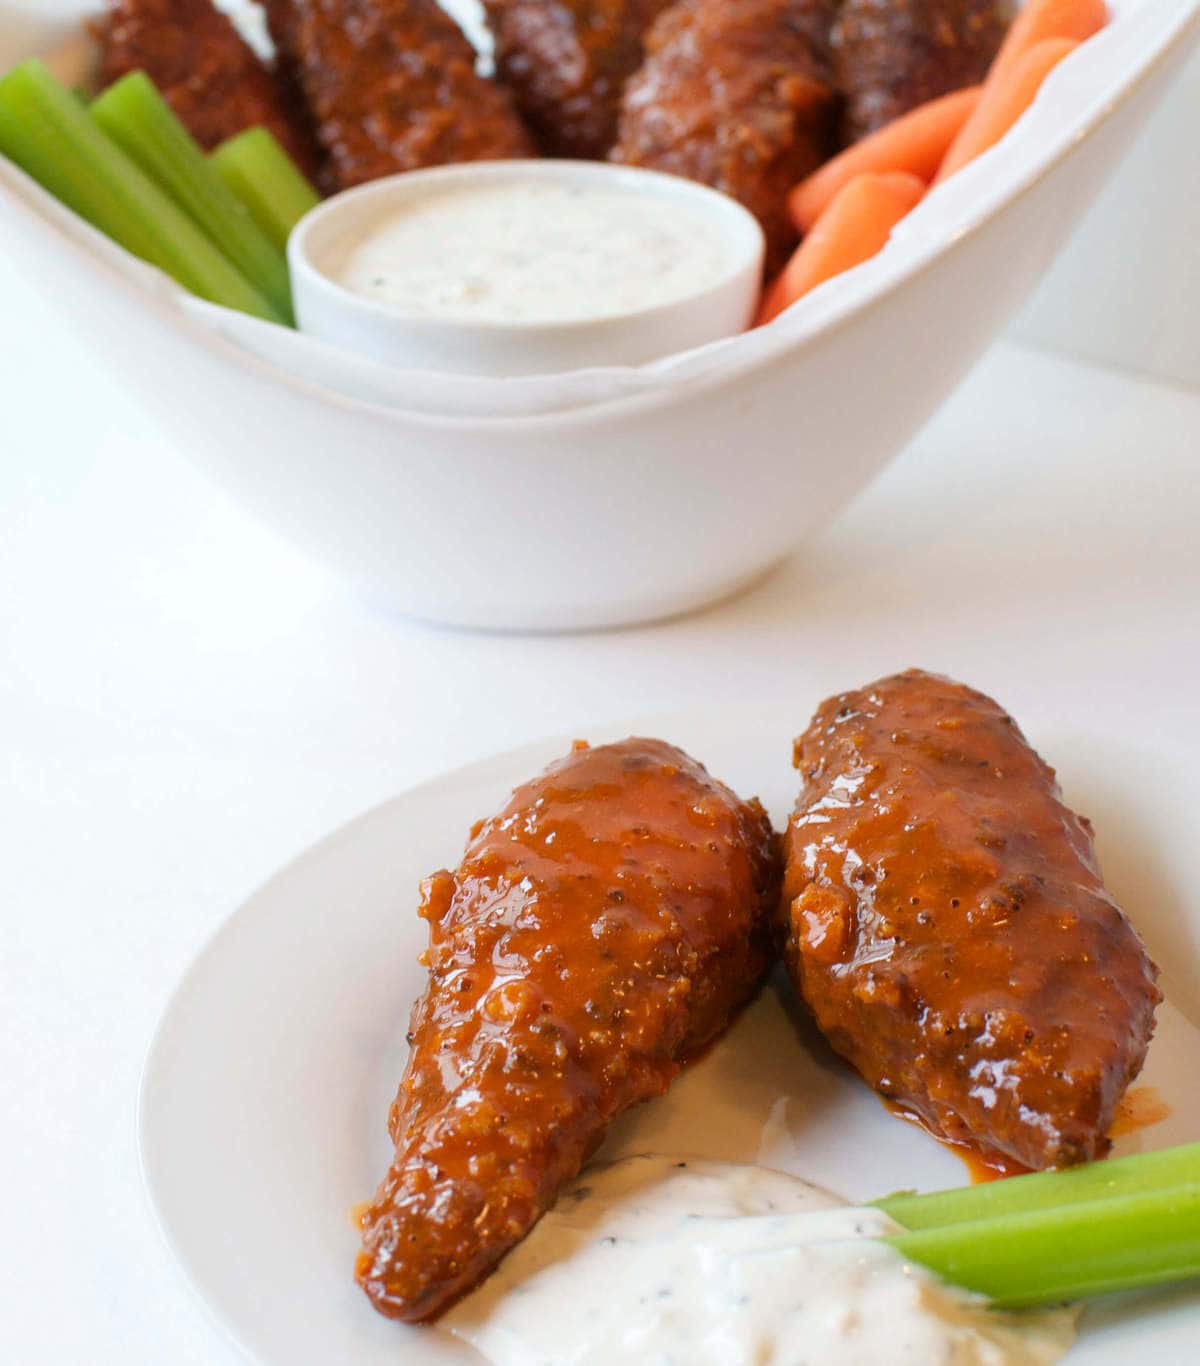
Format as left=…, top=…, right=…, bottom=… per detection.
left=612, top=0, right=839, bottom=273
left=93, top=0, right=323, bottom=178
left=357, top=737, right=779, bottom=1320
left=781, top=670, right=1160, bottom=1171
left=264, top=0, right=534, bottom=189
left=483, top=0, right=676, bottom=158
left=832, top=0, right=1013, bottom=142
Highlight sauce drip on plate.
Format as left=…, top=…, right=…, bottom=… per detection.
left=885, top=1099, right=1033, bottom=1183
left=1108, top=1086, right=1171, bottom=1139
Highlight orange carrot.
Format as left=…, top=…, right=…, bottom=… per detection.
left=758, top=171, right=926, bottom=325
left=987, top=0, right=1108, bottom=87
left=935, top=37, right=1078, bottom=183
left=788, top=87, right=981, bottom=233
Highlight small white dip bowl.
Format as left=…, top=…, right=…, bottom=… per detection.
left=288, top=160, right=766, bottom=377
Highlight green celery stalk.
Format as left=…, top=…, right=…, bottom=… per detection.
left=876, top=1142, right=1200, bottom=1231
left=211, top=126, right=320, bottom=254
left=92, top=72, right=293, bottom=323
left=888, top=1180, right=1200, bottom=1307
left=0, top=59, right=280, bottom=321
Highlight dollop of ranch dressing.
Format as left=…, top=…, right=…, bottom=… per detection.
left=443, top=1155, right=1077, bottom=1366
left=333, top=181, right=734, bottom=324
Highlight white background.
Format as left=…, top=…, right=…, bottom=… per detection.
left=2, top=13, right=1199, bottom=1366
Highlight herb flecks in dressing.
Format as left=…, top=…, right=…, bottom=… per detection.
left=334, top=181, right=734, bottom=324
left=443, top=1155, right=1078, bottom=1366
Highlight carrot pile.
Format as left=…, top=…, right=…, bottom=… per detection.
left=760, top=0, right=1111, bottom=325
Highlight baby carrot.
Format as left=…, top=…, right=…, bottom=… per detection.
left=987, top=0, right=1108, bottom=87
left=758, top=171, right=925, bottom=325
left=935, top=37, right=1079, bottom=183
left=788, top=87, right=981, bottom=233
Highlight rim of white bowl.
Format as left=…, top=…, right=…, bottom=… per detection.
left=288, top=159, right=765, bottom=339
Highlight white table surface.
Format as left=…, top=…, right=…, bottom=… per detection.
left=3, top=234, right=1199, bottom=1360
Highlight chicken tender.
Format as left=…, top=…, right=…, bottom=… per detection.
left=483, top=0, right=675, bottom=158
left=92, top=0, right=323, bottom=179
left=612, top=0, right=839, bottom=274
left=264, top=0, right=534, bottom=189
left=781, top=669, right=1159, bottom=1171
left=357, top=737, right=779, bottom=1320
left=832, top=0, right=1013, bottom=142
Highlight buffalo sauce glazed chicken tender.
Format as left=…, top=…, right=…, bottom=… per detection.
left=263, top=0, right=534, bottom=189
left=833, top=0, right=1015, bottom=141
left=357, top=737, right=780, bottom=1321
left=93, top=0, right=323, bottom=177
left=612, top=0, right=840, bottom=274
left=781, top=670, right=1160, bottom=1171
left=483, top=0, right=676, bottom=158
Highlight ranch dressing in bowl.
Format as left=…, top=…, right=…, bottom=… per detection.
left=334, top=179, right=736, bottom=325
left=442, top=1155, right=1078, bottom=1366
left=289, top=161, right=765, bottom=375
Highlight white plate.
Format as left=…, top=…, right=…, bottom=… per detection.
left=140, top=705, right=1200, bottom=1364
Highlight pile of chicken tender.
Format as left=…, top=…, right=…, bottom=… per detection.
left=95, top=1, right=1014, bottom=272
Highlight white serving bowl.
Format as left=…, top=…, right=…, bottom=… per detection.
left=289, top=160, right=765, bottom=376
left=1, top=0, right=1197, bottom=630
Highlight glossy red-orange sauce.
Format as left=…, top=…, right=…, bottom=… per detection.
left=890, top=1082, right=1172, bottom=1184
left=782, top=670, right=1161, bottom=1173
left=884, top=1099, right=1033, bottom=1182
left=1107, top=1085, right=1171, bottom=1139
left=355, top=737, right=779, bottom=1322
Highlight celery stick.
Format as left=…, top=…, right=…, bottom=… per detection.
left=888, top=1181, right=1200, bottom=1307
left=92, top=72, right=293, bottom=323
left=211, top=127, right=320, bottom=254
left=0, top=60, right=280, bottom=321
left=876, top=1143, right=1200, bottom=1231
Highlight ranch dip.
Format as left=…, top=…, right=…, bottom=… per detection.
left=442, top=1155, right=1077, bottom=1366
left=331, top=180, right=736, bottom=324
